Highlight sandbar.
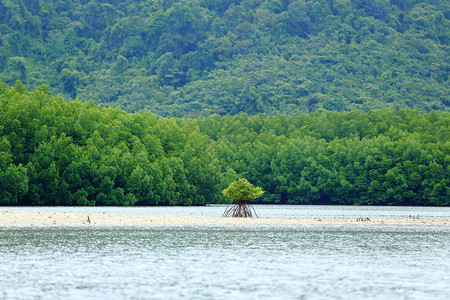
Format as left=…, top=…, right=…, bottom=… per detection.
left=0, top=210, right=448, bottom=226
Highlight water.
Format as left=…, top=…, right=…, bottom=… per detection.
left=4, top=204, right=450, bottom=219
left=1, top=207, right=450, bottom=299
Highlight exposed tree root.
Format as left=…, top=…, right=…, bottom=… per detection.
left=222, top=201, right=258, bottom=218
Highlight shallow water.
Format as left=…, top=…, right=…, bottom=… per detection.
left=1, top=223, right=449, bottom=299
left=4, top=204, right=450, bottom=219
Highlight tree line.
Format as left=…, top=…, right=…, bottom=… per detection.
left=0, top=81, right=224, bottom=206
left=197, top=111, right=449, bottom=205
left=0, top=0, right=448, bottom=117
left=1, top=82, right=448, bottom=206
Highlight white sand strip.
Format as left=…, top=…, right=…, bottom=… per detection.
left=0, top=210, right=449, bottom=226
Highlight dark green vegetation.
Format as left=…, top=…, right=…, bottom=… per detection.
left=0, top=0, right=449, bottom=206
left=198, top=111, right=449, bottom=206
left=0, top=82, right=224, bottom=205
left=0, top=0, right=449, bottom=117
left=1, top=82, right=448, bottom=206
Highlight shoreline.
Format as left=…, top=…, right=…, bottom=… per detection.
left=0, top=210, right=449, bottom=226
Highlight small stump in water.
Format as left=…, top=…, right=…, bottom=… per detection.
left=222, top=178, right=264, bottom=218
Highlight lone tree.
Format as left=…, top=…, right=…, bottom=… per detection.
left=222, top=178, right=264, bottom=218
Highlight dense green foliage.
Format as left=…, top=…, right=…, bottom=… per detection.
left=0, top=0, right=448, bottom=116
left=0, top=81, right=224, bottom=205
left=198, top=110, right=449, bottom=206
left=222, top=178, right=264, bottom=202
left=1, top=82, right=448, bottom=206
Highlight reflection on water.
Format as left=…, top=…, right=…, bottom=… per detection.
left=1, top=225, right=449, bottom=300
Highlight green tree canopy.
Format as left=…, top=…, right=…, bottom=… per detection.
left=0, top=81, right=448, bottom=207
left=0, top=0, right=448, bottom=116
left=222, top=178, right=264, bottom=203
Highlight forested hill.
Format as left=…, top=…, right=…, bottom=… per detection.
left=1, top=0, right=449, bottom=117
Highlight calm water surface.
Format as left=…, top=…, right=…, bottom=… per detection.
left=4, top=204, right=450, bottom=219
left=1, top=206, right=449, bottom=299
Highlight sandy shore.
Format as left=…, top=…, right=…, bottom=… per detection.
left=0, top=210, right=449, bottom=226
